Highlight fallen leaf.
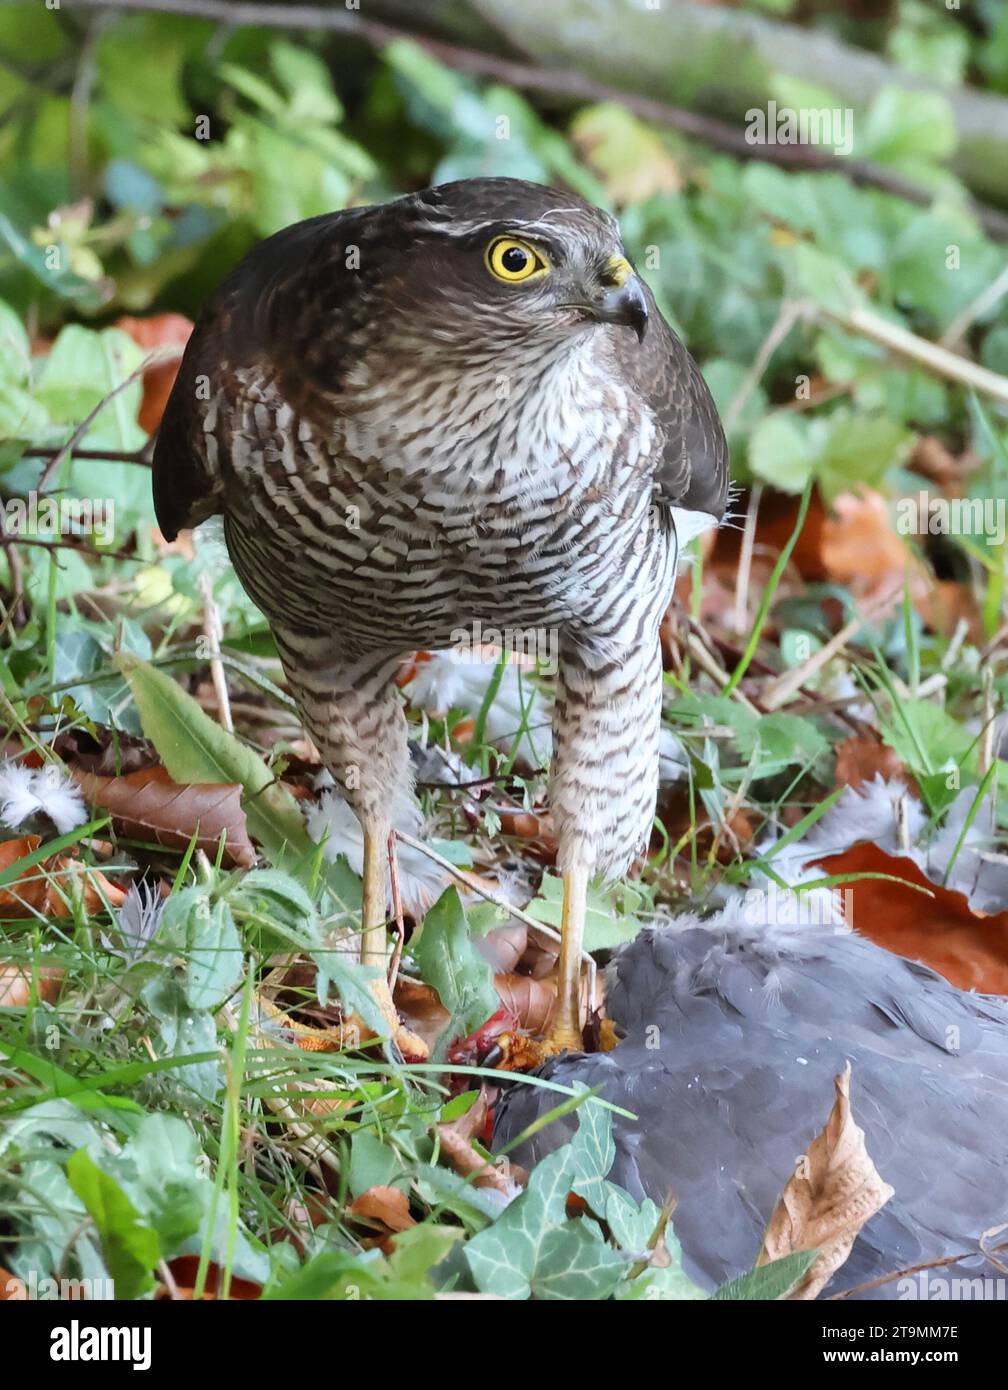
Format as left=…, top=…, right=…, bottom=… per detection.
left=909, top=436, right=973, bottom=490
left=496, top=806, right=555, bottom=847
left=394, top=978, right=451, bottom=1053
left=0, top=836, right=126, bottom=918
left=348, top=1186, right=416, bottom=1233
left=493, top=972, right=557, bottom=1034
left=438, top=1088, right=521, bottom=1194
left=0, top=962, right=63, bottom=1006
left=0, top=1267, right=28, bottom=1299
left=711, top=486, right=829, bottom=584
left=820, top=490, right=983, bottom=639
left=758, top=1064, right=894, bottom=1300
left=399, top=969, right=561, bottom=1051
left=474, top=922, right=527, bottom=974
left=919, top=579, right=984, bottom=643
left=834, top=734, right=914, bottom=794
left=815, top=841, right=1008, bottom=994
left=116, top=313, right=192, bottom=433
left=821, top=490, right=920, bottom=600
left=71, top=766, right=255, bottom=868
left=154, top=1256, right=261, bottom=1300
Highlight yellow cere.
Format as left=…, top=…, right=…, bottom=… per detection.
left=604, top=255, right=633, bottom=287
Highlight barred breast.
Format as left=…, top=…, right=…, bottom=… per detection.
left=215, top=332, right=674, bottom=663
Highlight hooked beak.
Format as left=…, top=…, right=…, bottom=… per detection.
left=593, top=274, right=649, bottom=342
left=581, top=257, right=649, bottom=341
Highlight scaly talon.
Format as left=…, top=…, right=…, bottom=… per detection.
left=544, top=861, right=590, bottom=1052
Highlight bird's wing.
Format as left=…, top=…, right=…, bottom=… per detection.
left=637, top=295, right=730, bottom=521
left=151, top=210, right=359, bottom=541
left=151, top=307, right=229, bottom=541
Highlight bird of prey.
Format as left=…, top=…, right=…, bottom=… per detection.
left=494, top=912, right=1008, bottom=1298
left=152, top=178, right=729, bottom=1051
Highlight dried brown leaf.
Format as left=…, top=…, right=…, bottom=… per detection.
left=0, top=836, right=126, bottom=918
left=438, top=1089, right=522, bottom=1194
left=475, top=923, right=528, bottom=974
left=348, top=1186, right=416, bottom=1233
left=72, top=766, right=255, bottom=868
left=154, top=1256, right=261, bottom=1301
left=0, top=962, right=63, bottom=1006
left=815, top=841, right=1008, bottom=994
left=758, top=1064, right=894, bottom=1299
left=493, top=972, right=557, bottom=1033
left=116, top=312, right=191, bottom=433
left=394, top=978, right=450, bottom=1052
left=833, top=734, right=913, bottom=793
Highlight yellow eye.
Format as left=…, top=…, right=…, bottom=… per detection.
left=485, top=237, right=547, bottom=283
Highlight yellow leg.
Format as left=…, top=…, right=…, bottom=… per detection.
left=357, top=821, right=429, bottom=1060
left=360, top=821, right=389, bottom=968
left=548, top=861, right=589, bottom=1051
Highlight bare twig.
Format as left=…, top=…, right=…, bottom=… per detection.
left=830, top=1238, right=1008, bottom=1299
left=37, top=347, right=180, bottom=493
left=198, top=569, right=233, bottom=732
left=22, top=447, right=152, bottom=465
left=822, top=304, right=1008, bottom=405
left=684, top=629, right=762, bottom=715
left=0, top=533, right=139, bottom=563
left=724, top=299, right=805, bottom=436
left=69, top=11, right=111, bottom=199
left=760, top=586, right=903, bottom=711
left=940, top=263, right=1008, bottom=348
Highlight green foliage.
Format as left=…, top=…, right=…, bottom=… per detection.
left=527, top=872, right=646, bottom=951
left=65, top=1149, right=160, bottom=1300
left=466, top=1094, right=704, bottom=1300
left=409, top=887, right=498, bottom=1052
left=115, top=651, right=326, bottom=873
left=712, top=1250, right=818, bottom=1300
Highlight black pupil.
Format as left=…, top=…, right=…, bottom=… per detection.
left=502, top=245, right=529, bottom=273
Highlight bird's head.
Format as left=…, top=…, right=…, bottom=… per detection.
left=385, top=177, right=650, bottom=352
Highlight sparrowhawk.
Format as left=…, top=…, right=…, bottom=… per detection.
left=152, top=177, right=729, bottom=1051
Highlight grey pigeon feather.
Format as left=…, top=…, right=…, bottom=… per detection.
left=493, top=913, right=1008, bottom=1298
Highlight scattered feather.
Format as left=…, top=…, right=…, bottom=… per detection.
left=402, top=650, right=553, bottom=766
left=305, top=784, right=448, bottom=916
left=0, top=760, right=87, bottom=836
